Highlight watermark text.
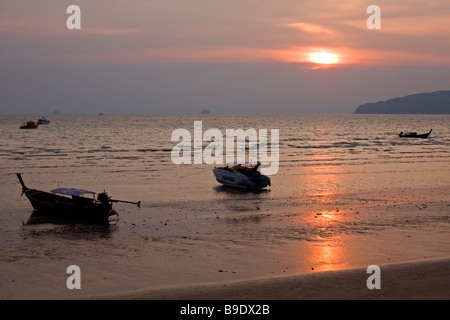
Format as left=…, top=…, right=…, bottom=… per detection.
left=171, top=121, right=279, bottom=175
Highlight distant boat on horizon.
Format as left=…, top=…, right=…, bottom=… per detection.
left=20, top=121, right=38, bottom=129
left=399, top=129, right=432, bottom=138
left=37, top=116, right=50, bottom=124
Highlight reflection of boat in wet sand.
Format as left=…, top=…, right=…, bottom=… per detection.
left=24, top=210, right=118, bottom=227
left=20, top=121, right=38, bottom=129
left=17, top=174, right=140, bottom=223
left=399, top=129, right=432, bottom=138
left=213, top=162, right=271, bottom=190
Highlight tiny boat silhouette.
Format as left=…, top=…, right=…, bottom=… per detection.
left=399, top=129, right=432, bottom=138
left=37, top=117, right=50, bottom=124
left=213, top=162, right=271, bottom=190
left=17, top=174, right=140, bottom=223
left=20, top=121, right=38, bottom=129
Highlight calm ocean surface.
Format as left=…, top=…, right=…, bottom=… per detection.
left=1, top=114, right=449, bottom=210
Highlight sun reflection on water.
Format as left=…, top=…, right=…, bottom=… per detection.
left=291, top=163, right=354, bottom=272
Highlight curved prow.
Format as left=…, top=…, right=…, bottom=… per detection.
left=16, top=173, right=28, bottom=191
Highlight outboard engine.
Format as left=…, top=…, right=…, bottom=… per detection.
left=97, top=192, right=110, bottom=205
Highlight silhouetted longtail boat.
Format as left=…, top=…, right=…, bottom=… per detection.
left=399, top=129, right=432, bottom=138
left=17, top=174, right=140, bottom=223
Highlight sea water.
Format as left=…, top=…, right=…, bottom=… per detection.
left=1, top=114, right=449, bottom=207
left=0, top=114, right=449, bottom=298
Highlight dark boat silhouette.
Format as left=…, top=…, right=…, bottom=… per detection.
left=20, top=121, right=38, bottom=129
left=17, top=174, right=140, bottom=223
left=399, top=129, right=432, bottom=138
left=37, top=117, right=50, bottom=124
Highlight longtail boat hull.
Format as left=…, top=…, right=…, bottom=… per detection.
left=399, top=129, right=432, bottom=138
left=17, top=174, right=116, bottom=223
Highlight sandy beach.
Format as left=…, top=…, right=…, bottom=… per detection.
left=100, top=257, right=450, bottom=300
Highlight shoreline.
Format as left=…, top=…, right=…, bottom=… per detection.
left=93, top=257, right=450, bottom=300
left=1, top=186, right=449, bottom=300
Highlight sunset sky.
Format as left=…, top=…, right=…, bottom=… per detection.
left=1, top=0, right=450, bottom=114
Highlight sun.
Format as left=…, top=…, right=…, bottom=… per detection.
left=308, top=52, right=339, bottom=65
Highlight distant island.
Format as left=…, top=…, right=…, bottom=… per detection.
left=200, top=109, right=211, bottom=114
left=51, top=110, right=61, bottom=115
left=354, top=90, right=450, bottom=114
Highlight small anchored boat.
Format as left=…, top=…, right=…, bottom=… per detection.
left=20, top=121, right=38, bottom=129
left=17, top=174, right=140, bottom=223
left=399, top=129, right=432, bottom=138
left=213, top=162, right=271, bottom=190
left=37, top=117, right=50, bottom=124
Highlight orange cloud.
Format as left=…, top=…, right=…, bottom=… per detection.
left=56, top=44, right=450, bottom=68
left=275, top=46, right=450, bottom=67
left=285, top=22, right=335, bottom=35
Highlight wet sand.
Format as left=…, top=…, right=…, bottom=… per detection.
left=1, top=185, right=449, bottom=300
left=99, top=257, right=450, bottom=300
